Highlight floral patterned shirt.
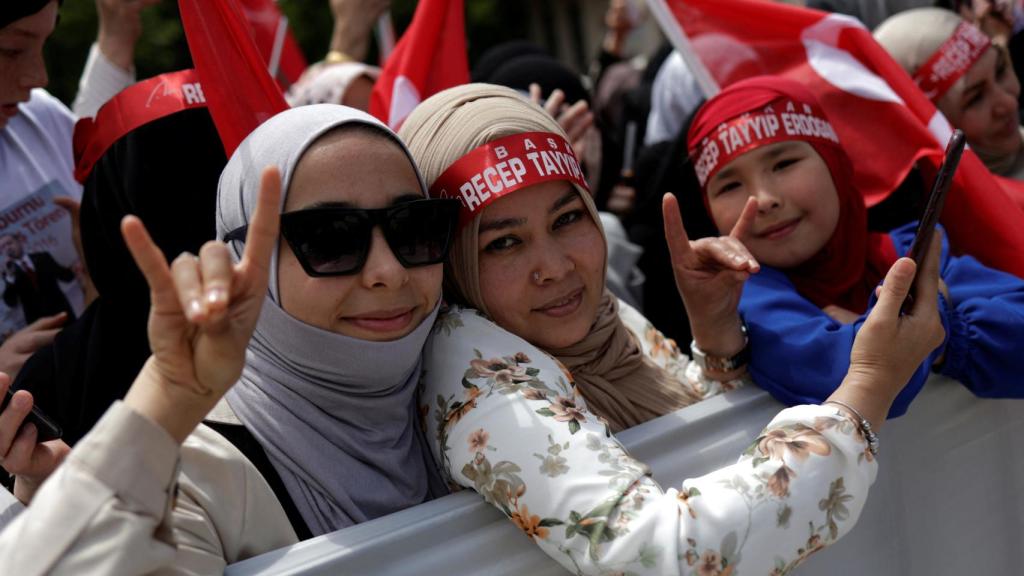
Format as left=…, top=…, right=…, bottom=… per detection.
left=422, top=305, right=878, bottom=575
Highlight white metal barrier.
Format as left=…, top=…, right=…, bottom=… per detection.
left=226, top=376, right=1024, bottom=575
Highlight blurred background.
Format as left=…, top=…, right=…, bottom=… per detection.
left=43, top=0, right=666, bottom=106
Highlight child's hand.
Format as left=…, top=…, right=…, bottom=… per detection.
left=121, top=167, right=281, bottom=442
left=663, top=193, right=759, bottom=357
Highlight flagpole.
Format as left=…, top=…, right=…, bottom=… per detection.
left=268, top=15, right=287, bottom=80
left=644, top=0, right=720, bottom=98
left=376, top=13, right=396, bottom=61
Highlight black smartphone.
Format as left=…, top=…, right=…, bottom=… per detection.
left=902, top=129, right=965, bottom=312
left=1, top=388, right=62, bottom=442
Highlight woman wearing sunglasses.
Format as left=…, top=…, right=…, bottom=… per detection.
left=0, top=104, right=459, bottom=573
left=398, top=84, right=945, bottom=575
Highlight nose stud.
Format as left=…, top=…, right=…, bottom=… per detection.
left=533, top=271, right=541, bottom=283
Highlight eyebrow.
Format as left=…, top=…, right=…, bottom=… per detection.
left=478, top=189, right=581, bottom=233
left=550, top=190, right=580, bottom=213
left=710, top=142, right=802, bottom=184
left=478, top=216, right=526, bottom=234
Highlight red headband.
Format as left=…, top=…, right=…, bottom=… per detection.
left=688, top=97, right=840, bottom=188
left=73, top=69, right=208, bottom=183
left=428, top=131, right=590, bottom=229
left=913, top=22, right=991, bottom=101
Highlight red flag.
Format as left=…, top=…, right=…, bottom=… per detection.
left=652, top=0, right=1024, bottom=277
left=237, top=0, right=308, bottom=89
left=369, top=0, right=469, bottom=129
left=179, top=0, right=289, bottom=157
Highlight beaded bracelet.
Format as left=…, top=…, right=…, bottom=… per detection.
left=823, top=399, right=879, bottom=456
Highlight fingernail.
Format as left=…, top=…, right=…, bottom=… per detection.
left=188, top=299, right=203, bottom=319
left=732, top=255, right=745, bottom=263
left=206, top=288, right=227, bottom=305
left=11, top=393, right=28, bottom=410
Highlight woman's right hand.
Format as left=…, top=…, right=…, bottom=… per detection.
left=120, top=167, right=281, bottom=443
left=828, top=234, right=946, bottom=429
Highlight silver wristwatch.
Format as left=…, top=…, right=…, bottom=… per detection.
left=689, top=323, right=750, bottom=373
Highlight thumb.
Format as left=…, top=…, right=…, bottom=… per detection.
left=871, top=257, right=917, bottom=319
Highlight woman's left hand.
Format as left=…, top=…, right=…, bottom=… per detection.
left=662, top=194, right=759, bottom=356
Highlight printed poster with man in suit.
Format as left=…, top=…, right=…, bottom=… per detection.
left=0, top=182, right=85, bottom=339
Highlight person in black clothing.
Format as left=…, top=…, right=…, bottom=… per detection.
left=0, top=233, right=76, bottom=323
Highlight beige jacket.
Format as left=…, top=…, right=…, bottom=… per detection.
left=0, top=401, right=298, bottom=575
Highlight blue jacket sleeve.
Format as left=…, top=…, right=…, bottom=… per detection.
left=890, top=224, right=1024, bottom=398
left=739, top=244, right=947, bottom=418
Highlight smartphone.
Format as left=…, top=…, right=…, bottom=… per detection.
left=1, top=388, right=62, bottom=442
left=902, top=129, right=965, bottom=312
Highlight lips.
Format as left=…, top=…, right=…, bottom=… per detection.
left=756, top=217, right=801, bottom=240
left=534, top=287, right=584, bottom=318
left=343, top=306, right=417, bottom=333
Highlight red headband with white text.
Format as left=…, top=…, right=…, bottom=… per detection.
left=428, top=131, right=590, bottom=229
left=688, top=98, right=841, bottom=189
left=913, top=22, right=991, bottom=102
left=73, top=69, right=208, bottom=183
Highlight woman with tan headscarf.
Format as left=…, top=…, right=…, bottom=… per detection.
left=400, top=84, right=749, bottom=434
left=875, top=8, right=1024, bottom=179
left=402, top=83, right=945, bottom=575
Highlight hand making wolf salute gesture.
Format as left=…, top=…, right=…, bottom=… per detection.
left=662, top=193, right=760, bottom=377
left=120, top=167, right=282, bottom=443
left=663, top=185, right=946, bottom=427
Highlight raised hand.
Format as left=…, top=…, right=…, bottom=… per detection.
left=120, top=167, right=281, bottom=442
left=97, top=0, right=162, bottom=71
left=829, top=234, right=946, bottom=429
left=530, top=84, right=594, bottom=161
left=662, top=193, right=759, bottom=357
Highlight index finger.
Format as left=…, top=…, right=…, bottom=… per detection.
left=121, top=216, right=179, bottom=310
left=544, top=89, right=565, bottom=117
left=240, top=166, right=282, bottom=279
left=529, top=83, right=542, bottom=105
left=729, top=197, right=758, bottom=241
left=662, top=192, right=693, bottom=262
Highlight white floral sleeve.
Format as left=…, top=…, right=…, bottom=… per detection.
left=616, top=301, right=748, bottom=400
left=423, top=306, right=878, bottom=576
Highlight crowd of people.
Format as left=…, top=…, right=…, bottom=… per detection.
left=0, top=0, right=1021, bottom=574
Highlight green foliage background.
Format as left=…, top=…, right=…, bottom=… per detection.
left=43, top=0, right=531, bottom=106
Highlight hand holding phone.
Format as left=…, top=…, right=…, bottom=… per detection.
left=1, top=387, right=62, bottom=443
left=901, top=129, right=965, bottom=313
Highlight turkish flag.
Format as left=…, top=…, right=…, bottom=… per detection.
left=369, top=0, right=469, bottom=129
left=653, top=0, right=1024, bottom=277
left=237, top=0, right=308, bottom=89
left=179, top=0, right=289, bottom=157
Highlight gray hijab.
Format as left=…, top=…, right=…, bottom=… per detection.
left=217, top=104, right=447, bottom=536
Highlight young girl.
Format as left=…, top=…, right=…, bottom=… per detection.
left=688, top=74, right=1024, bottom=416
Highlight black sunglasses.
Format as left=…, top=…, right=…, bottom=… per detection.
left=225, top=198, right=461, bottom=276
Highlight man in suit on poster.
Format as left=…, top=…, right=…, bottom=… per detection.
left=0, top=233, right=76, bottom=324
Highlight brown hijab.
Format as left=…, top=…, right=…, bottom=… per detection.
left=399, top=83, right=699, bottom=432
